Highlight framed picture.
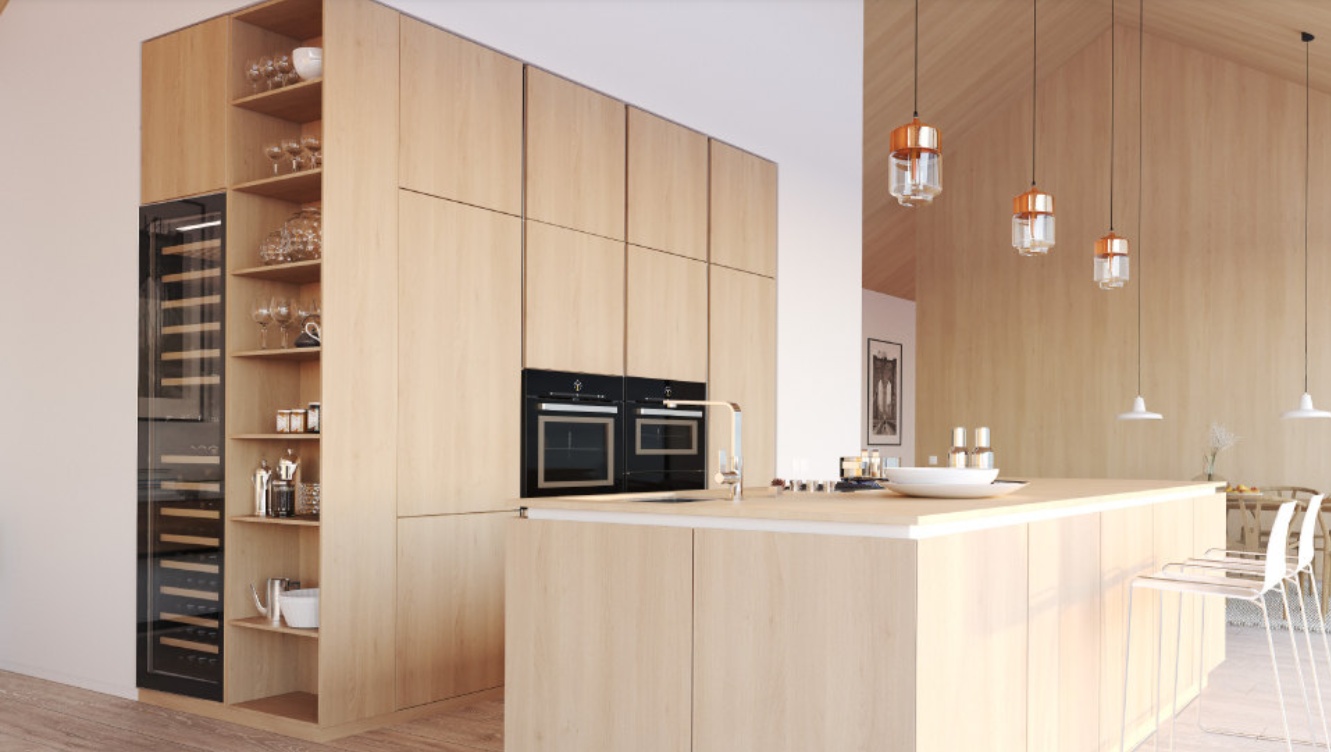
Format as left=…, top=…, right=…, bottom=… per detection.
left=867, top=338, right=902, bottom=446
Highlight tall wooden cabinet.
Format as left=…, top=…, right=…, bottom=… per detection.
left=709, top=265, right=777, bottom=488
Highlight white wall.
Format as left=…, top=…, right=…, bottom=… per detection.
left=862, top=290, right=916, bottom=467
left=0, top=0, right=862, bottom=696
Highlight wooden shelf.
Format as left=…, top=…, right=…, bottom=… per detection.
left=231, top=346, right=320, bottom=360
left=230, top=616, right=320, bottom=639
left=230, top=433, right=321, bottom=441
left=162, top=239, right=222, bottom=260
left=233, top=169, right=321, bottom=203
left=232, top=259, right=321, bottom=284
left=234, top=0, right=322, bottom=40
left=233, top=78, right=322, bottom=122
left=232, top=514, right=320, bottom=527
left=233, top=690, right=319, bottom=724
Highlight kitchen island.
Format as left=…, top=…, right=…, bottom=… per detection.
left=505, top=478, right=1224, bottom=752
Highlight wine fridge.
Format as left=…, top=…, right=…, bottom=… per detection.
left=137, top=194, right=226, bottom=701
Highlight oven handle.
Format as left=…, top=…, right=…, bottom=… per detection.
left=538, top=402, right=619, bottom=415
left=637, top=408, right=704, bottom=418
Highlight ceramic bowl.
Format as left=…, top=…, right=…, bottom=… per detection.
left=293, top=47, right=323, bottom=80
left=281, top=588, right=319, bottom=629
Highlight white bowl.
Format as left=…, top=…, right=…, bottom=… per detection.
left=293, top=47, right=322, bottom=80
left=280, top=588, right=319, bottom=629
left=880, top=467, right=999, bottom=486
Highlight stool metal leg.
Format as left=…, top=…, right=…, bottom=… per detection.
left=1261, top=596, right=1297, bottom=752
left=1122, top=584, right=1137, bottom=752
left=1282, top=581, right=1319, bottom=745
left=1291, top=577, right=1331, bottom=750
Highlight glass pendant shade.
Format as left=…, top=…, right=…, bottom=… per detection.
left=1117, top=395, right=1162, bottom=420
left=1012, top=188, right=1055, bottom=255
left=889, top=117, right=942, bottom=206
left=1094, top=232, right=1130, bottom=289
left=1283, top=392, right=1331, bottom=419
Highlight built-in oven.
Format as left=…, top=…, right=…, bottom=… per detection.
left=622, top=377, right=707, bottom=492
left=522, top=369, right=625, bottom=497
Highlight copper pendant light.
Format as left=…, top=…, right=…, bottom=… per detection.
left=889, top=0, right=942, bottom=207
left=1094, top=0, right=1130, bottom=289
left=1013, top=0, right=1054, bottom=255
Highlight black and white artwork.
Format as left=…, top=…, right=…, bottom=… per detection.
left=867, top=338, right=901, bottom=446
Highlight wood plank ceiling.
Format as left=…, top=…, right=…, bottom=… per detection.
left=864, top=0, right=1331, bottom=301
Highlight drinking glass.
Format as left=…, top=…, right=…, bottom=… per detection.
left=275, top=53, right=294, bottom=79
left=258, top=229, right=288, bottom=265
left=251, top=298, right=273, bottom=349
left=264, top=144, right=285, bottom=175
left=259, top=55, right=278, bottom=89
left=271, top=297, right=295, bottom=348
left=297, top=298, right=321, bottom=325
left=282, top=138, right=304, bottom=172
left=245, top=59, right=264, bottom=93
left=300, top=135, right=322, bottom=169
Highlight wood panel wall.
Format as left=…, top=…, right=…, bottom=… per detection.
left=917, top=27, right=1331, bottom=489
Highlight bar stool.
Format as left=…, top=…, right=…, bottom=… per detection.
left=1120, top=500, right=1300, bottom=752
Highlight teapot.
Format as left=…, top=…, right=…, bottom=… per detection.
left=295, top=320, right=321, bottom=348
left=250, top=577, right=294, bottom=625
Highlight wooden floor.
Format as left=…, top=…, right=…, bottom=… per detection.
left=0, top=624, right=1326, bottom=751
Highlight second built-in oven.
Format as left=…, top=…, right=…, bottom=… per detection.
left=623, top=377, right=707, bottom=492
left=522, top=369, right=625, bottom=497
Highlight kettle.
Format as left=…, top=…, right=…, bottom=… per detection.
left=250, top=577, right=293, bottom=625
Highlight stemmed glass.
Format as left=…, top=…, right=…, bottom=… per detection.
left=245, top=59, right=264, bottom=93
left=275, top=53, right=296, bottom=85
left=259, top=56, right=278, bottom=89
left=282, top=138, right=304, bottom=173
left=265, top=144, right=285, bottom=175
left=271, top=297, right=295, bottom=349
left=251, top=298, right=273, bottom=349
left=300, top=135, right=322, bottom=169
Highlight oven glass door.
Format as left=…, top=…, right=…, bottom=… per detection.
left=537, top=413, right=616, bottom=490
left=636, top=417, right=699, bottom=456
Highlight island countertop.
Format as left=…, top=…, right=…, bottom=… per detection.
left=520, top=477, right=1221, bottom=539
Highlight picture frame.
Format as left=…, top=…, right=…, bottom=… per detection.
left=867, top=338, right=902, bottom=446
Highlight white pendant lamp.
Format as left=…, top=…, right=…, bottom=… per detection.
left=1118, top=0, right=1160, bottom=421
left=1094, top=0, right=1130, bottom=289
left=889, top=0, right=942, bottom=207
left=1283, top=32, right=1331, bottom=419
left=1013, top=0, right=1055, bottom=255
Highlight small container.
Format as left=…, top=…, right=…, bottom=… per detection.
left=270, top=478, right=295, bottom=518
left=841, top=456, right=860, bottom=478
left=970, top=427, right=995, bottom=470
left=276, top=409, right=292, bottom=434
left=306, top=402, right=320, bottom=433
left=948, top=427, right=969, bottom=469
left=298, top=482, right=321, bottom=517
left=869, top=449, right=882, bottom=478
left=290, top=409, right=306, bottom=433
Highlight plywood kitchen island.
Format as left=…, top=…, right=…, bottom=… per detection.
left=505, top=479, right=1224, bottom=752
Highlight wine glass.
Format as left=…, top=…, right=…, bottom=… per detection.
left=259, top=55, right=278, bottom=89
left=271, top=297, right=295, bottom=348
left=300, top=134, right=322, bottom=169
left=282, top=138, right=304, bottom=172
left=251, top=298, right=273, bottom=349
left=245, top=59, right=264, bottom=93
left=264, top=144, right=285, bottom=175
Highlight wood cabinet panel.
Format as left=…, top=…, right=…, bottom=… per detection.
left=626, top=246, right=707, bottom=381
left=627, top=108, right=707, bottom=260
left=692, top=529, right=917, bottom=752
left=396, top=513, right=506, bottom=710
left=1100, top=503, right=1159, bottom=751
left=708, top=266, right=775, bottom=487
left=142, top=19, right=228, bottom=203
left=400, top=18, right=523, bottom=215
left=398, top=193, right=521, bottom=515
left=525, top=68, right=626, bottom=240
left=505, top=519, right=692, bottom=752
left=709, top=140, right=777, bottom=277
left=524, top=221, right=625, bottom=375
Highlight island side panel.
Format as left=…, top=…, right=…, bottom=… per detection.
left=1027, top=513, right=1102, bottom=752
left=915, top=524, right=1029, bottom=752
left=1195, top=492, right=1226, bottom=679
left=504, top=519, right=692, bottom=752
left=1100, top=503, right=1159, bottom=752
left=692, top=529, right=918, bottom=752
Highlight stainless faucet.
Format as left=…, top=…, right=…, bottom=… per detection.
left=664, top=399, right=742, bottom=502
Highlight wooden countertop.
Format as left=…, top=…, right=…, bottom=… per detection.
left=520, top=478, right=1223, bottom=539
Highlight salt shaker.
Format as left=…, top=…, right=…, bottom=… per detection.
left=947, top=427, right=969, bottom=468
left=970, top=427, right=995, bottom=469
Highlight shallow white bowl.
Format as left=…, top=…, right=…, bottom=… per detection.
left=281, top=588, right=319, bottom=629
left=880, top=467, right=999, bottom=485
left=884, top=480, right=1026, bottom=499
left=293, top=47, right=322, bottom=80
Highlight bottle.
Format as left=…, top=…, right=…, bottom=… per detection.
left=947, top=427, right=969, bottom=468
left=252, top=458, right=272, bottom=516
left=859, top=449, right=870, bottom=477
left=869, top=449, right=882, bottom=478
left=970, top=427, right=995, bottom=469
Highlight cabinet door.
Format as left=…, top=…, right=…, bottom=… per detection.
left=710, top=141, right=777, bottom=277
left=708, top=266, right=776, bottom=487
left=526, top=68, right=626, bottom=240
left=524, top=221, right=625, bottom=375
left=399, top=192, right=521, bottom=516
left=400, top=18, right=523, bottom=215
left=506, top=519, right=692, bottom=752
left=627, top=108, right=707, bottom=260
left=626, top=246, right=707, bottom=382
left=141, top=18, right=228, bottom=204
left=397, top=512, right=507, bottom=709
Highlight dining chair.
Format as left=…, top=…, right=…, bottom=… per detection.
left=1120, top=500, right=1303, bottom=752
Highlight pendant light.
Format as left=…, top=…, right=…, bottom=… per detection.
left=889, top=0, right=942, bottom=207
left=1118, top=0, right=1160, bottom=420
left=1012, top=0, right=1054, bottom=255
left=1283, top=32, right=1331, bottom=419
left=1094, top=0, right=1130, bottom=289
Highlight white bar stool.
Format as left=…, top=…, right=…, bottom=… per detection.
left=1120, top=499, right=1300, bottom=752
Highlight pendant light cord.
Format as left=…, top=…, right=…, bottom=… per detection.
left=913, top=0, right=920, bottom=117
left=1136, top=0, right=1144, bottom=393
left=1305, top=32, right=1313, bottom=394
left=1109, top=0, right=1116, bottom=230
left=1031, top=0, right=1038, bottom=185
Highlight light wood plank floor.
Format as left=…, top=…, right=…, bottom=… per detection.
left=0, top=624, right=1326, bottom=751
